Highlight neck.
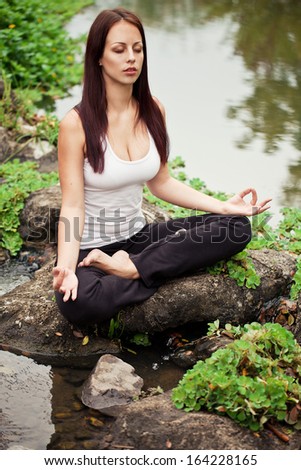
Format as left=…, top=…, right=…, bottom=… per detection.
left=105, top=82, right=134, bottom=114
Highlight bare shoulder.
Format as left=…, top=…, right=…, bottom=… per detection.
left=58, top=108, right=86, bottom=163
left=152, top=96, right=166, bottom=118
left=59, top=108, right=84, bottom=134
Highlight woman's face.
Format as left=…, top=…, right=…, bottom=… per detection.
left=100, top=21, right=144, bottom=86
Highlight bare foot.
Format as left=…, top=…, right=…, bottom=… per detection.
left=78, top=249, right=140, bottom=279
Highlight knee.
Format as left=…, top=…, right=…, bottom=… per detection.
left=55, top=291, right=87, bottom=326
left=230, top=215, right=252, bottom=248
left=55, top=290, right=115, bottom=326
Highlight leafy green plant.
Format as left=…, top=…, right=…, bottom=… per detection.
left=249, top=207, right=301, bottom=299
left=290, top=257, right=301, bottom=301
left=206, top=319, right=243, bottom=338
left=0, top=73, right=60, bottom=150
left=107, top=312, right=125, bottom=340
left=0, top=159, right=58, bottom=255
left=207, top=251, right=260, bottom=289
left=0, top=0, right=92, bottom=98
left=130, top=333, right=152, bottom=347
left=249, top=207, right=301, bottom=256
left=172, top=322, right=301, bottom=432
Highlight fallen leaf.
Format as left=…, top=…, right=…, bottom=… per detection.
left=166, top=439, right=172, bottom=449
left=73, top=329, right=84, bottom=338
left=85, top=416, right=104, bottom=428
left=82, top=335, right=89, bottom=345
left=286, top=405, right=300, bottom=424
left=216, top=406, right=226, bottom=413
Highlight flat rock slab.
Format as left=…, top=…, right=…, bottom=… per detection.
left=109, top=391, right=301, bottom=450
left=0, top=260, right=120, bottom=367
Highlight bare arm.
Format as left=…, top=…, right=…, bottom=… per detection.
left=53, top=110, right=85, bottom=300
left=147, top=164, right=271, bottom=216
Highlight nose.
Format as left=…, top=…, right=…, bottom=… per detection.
left=127, top=48, right=135, bottom=62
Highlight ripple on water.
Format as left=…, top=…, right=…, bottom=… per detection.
left=0, top=350, right=54, bottom=450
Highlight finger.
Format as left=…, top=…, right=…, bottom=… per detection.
left=71, top=286, right=78, bottom=301
left=238, top=188, right=252, bottom=199
left=63, top=289, right=71, bottom=302
left=251, top=201, right=272, bottom=216
left=238, top=188, right=257, bottom=198
left=258, top=198, right=273, bottom=208
left=238, top=188, right=258, bottom=206
left=239, top=189, right=257, bottom=206
left=251, top=206, right=259, bottom=216
left=257, top=204, right=272, bottom=214
left=254, top=198, right=272, bottom=214
left=78, top=257, right=90, bottom=267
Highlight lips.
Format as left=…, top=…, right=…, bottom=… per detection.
left=124, top=67, right=137, bottom=72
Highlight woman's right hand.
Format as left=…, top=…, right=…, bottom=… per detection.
left=52, top=267, right=78, bottom=302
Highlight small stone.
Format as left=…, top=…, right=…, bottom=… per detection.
left=81, top=354, right=144, bottom=417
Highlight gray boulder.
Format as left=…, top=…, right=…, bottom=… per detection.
left=81, top=354, right=144, bottom=417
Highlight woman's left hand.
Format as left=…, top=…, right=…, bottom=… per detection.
left=224, top=188, right=272, bottom=216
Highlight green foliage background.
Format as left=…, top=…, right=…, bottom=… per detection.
left=0, top=160, right=58, bottom=255
left=0, top=0, right=93, bottom=97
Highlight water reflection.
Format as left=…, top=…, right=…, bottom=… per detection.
left=214, top=0, right=301, bottom=154
left=0, top=351, right=54, bottom=449
left=121, top=0, right=206, bottom=29
left=281, top=157, right=301, bottom=207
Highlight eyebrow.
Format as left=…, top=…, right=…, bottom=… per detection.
left=111, top=41, right=143, bottom=46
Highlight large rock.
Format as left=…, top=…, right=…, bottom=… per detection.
left=120, top=248, right=296, bottom=332
left=109, top=391, right=301, bottom=450
left=19, top=185, right=61, bottom=249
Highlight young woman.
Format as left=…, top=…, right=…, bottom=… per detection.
left=53, top=7, right=271, bottom=326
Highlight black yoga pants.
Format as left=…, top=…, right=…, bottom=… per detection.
left=55, top=213, right=252, bottom=326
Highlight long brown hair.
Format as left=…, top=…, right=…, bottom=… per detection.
left=75, top=7, right=169, bottom=173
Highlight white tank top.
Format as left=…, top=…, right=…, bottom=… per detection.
left=80, top=131, right=161, bottom=249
